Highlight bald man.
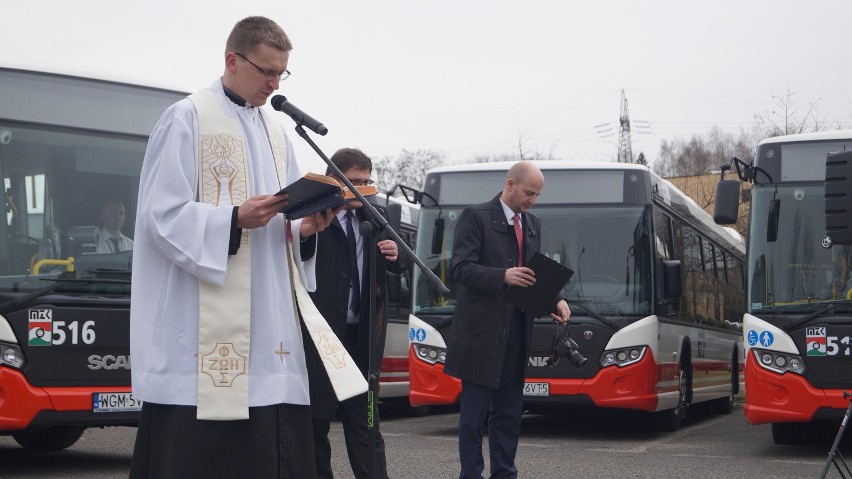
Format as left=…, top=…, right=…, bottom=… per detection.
left=444, top=161, right=570, bottom=479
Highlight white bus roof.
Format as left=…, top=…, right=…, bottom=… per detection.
left=758, top=130, right=852, bottom=145
left=1, top=62, right=192, bottom=95
left=426, top=160, right=744, bottom=254
left=428, top=160, right=648, bottom=175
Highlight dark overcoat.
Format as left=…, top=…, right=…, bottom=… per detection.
left=301, top=205, right=405, bottom=419
left=443, top=195, right=543, bottom=389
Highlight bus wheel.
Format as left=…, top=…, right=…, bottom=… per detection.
left=772, top=422, right=804, bottom=445
left=12, top=426, right=85, bottom=451
left=713, top=348, right=738, bottom=414
left=657, top=359, right=691, bottom=431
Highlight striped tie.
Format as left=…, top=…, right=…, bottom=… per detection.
left=513, top=213, right=523, bottom=266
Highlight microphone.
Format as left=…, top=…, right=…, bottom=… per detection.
left=270, top=95, right=328, bottom=136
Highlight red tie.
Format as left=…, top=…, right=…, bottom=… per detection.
left=513, top=213, right=523, bottom=266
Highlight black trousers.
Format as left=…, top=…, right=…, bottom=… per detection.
left=457, top=312, right=526, bottom=479
left=312, top=392, right=389, bottom=479
left=310, top=322, right=389, bottom=479
left=129, top=402, right=316, bottom=479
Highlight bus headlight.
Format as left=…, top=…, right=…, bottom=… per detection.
left=599, top=346, right=646, bottom=368
left=752, top=349, right=805, bottom=375
left=1, top=341, right=25, bottom=370
left=413, top=343, right=446, bottom=365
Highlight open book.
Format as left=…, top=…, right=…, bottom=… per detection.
left=275, top=172, right=378, bottom=220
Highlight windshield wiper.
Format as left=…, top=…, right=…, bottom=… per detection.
left=782, top=300, right=852, bottom=332
left=78, top=268, right=132, bottom=275
left=0, top=277, right=131, bottom=315
left=569, top=303, right=619, bottom=331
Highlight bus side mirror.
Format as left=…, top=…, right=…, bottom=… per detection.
left=767, top=198, right=780, bottom=243
left=431, top=217, right=444, bottom=255
left=714, top=180, right=740, bottom=225
left=663, top=260, right=682, bottom=299
left=825, top=150, right=852, bottom=245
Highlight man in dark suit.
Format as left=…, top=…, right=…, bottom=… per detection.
left=300, top=148, right=404, bottom=479
left=444, top=161, right=570, bottom=479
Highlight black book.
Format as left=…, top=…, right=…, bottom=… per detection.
left=505, top=252, right=574, bottom=317
left=275, top=173, right=377, bottom=220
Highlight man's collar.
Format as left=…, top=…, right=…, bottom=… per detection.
left=222, top=84, right=248, bottom=107
left=499, top=198, right=517, bottom=223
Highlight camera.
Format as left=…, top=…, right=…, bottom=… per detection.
left=547, top=324, right=587, bottom=368
left=0, top=129, right=10, bottom=145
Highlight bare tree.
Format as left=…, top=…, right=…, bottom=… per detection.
left=470, top=129, right=561, bottom=163
left=755, top=87, right=837, bottom=137
left=653, top=126, right=758, bottom=178
left=373, top=149, right=448, bottom=194
left=653, top=127, right=757, bottom=242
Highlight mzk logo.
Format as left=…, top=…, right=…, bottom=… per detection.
left=806, top=326, right=827, bottom=356
left=28, top=309, right=53, bottom=346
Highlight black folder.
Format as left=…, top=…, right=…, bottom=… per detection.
left=505, top=252, right=573, bottom=317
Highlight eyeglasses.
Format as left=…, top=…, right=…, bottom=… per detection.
left=234, top=52, right=291, bottom=81
left=346, top=178, right=375, bottom=187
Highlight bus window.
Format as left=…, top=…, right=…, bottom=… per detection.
left=0, top=121, right=143, bottom=288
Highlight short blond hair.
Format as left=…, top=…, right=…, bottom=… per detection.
left=225, top=16, right=292, bottom=56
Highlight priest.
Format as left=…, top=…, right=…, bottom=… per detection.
left=129, top=16, right=360, bottom=479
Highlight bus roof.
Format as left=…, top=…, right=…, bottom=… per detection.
left=758, top=130, right=852, bottom=146
left=426, top=160, right=744, bottom=255
left=653, top=174, right=745, bottom=254
left=1, top=63, right=192, bottom=96
left=428, top=160, right=649, bottom=175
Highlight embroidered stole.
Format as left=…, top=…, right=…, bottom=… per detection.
left=191, top=87, right=365, bottom=420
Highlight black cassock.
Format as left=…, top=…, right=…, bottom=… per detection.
left=129, top=402, right=315, bottom=479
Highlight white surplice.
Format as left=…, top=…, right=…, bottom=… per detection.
left=130, top=80, right=315, bottom=408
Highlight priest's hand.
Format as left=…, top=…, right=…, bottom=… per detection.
left=237, top=195, right=289, bottom=229
left=299, top=207, right=339, bottom=238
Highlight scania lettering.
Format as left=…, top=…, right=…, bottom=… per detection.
left=409, top=162, right=746, bottom=430
left=88, top=354, right=131, bottom=370
left=715, top=130, right=852, bottom=444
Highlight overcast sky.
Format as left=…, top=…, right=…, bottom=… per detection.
left=4, top=0, right=851, bottom=174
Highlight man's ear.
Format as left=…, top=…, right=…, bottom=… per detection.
left=224, top=52, right=239, bottom=73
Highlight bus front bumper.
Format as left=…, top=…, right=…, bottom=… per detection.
left=0, top=367, right=135, bottom=431
left=525, top=352, right=660, bottom=412
left=743, top=351, right=850, bottom=424
left=408, top=347, right=461, bottom=407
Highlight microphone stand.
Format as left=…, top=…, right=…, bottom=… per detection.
left=291, top=124, right=449, bottom=478
left=359, top=218, right=377, bottom=479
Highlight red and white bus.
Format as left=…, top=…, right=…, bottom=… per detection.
left=0, top=66, right=420, bottom=449
left=409, top=161, right=745, bottom=430
left=0, top=66, right=188, bottom=450
left=715, top=130, right=852, bottom=443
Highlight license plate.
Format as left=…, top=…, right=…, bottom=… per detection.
left=523, top=382, right=550, bottom=397
left=93, top=392, right=143, bottom=413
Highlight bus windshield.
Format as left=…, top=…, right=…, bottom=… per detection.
left=0, top=68, right=185, bottom=296
left=0, top=122, right=145, bottom=295
left=412, top=204, right=653, bottom=317
left=749, top=183, right=852, bottom=313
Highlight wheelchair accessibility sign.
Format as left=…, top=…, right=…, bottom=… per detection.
left=747, top=329, right=774, bottom=347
